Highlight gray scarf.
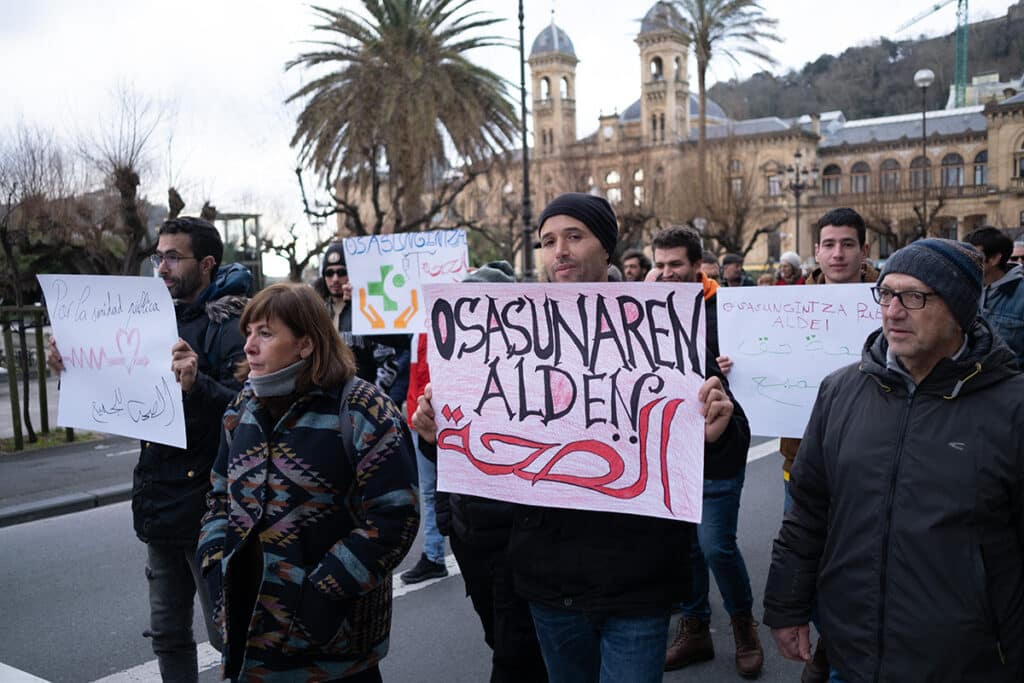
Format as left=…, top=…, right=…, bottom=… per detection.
left=249, top=357, right=309, bottom=397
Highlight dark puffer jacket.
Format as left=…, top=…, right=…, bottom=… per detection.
left=132, top=263, right=249, bottom=546
left=764, top=318, right=1024, bottom=682
left=509, top=359, right=750, bottom=615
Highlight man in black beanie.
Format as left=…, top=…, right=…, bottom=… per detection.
left=764, top=238, right=1024, bottom=682
left=499, top=192, right=751, bottom=681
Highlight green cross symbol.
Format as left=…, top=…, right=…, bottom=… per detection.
left=367, top=265, right=406, bottom=312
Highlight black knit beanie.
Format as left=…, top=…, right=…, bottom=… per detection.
left=537, top=192, right=618, bottom=261
left=321, top=242, right=346, bottom=276
left=877, top=238, right=983, bottom=331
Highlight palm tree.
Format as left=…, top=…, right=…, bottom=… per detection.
left=672, top=0, right=780, bottom=200
left=286, top=0, right=519, bottom=233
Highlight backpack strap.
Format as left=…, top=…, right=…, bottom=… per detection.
left=337, top=375, right=359, bottom=461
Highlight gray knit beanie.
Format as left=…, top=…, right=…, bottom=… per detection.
left=463, top=261, right=516, bottom=284
left=877, top=238, right=983, bottom=331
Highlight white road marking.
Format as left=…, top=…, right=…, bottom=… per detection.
left=747, top=438, right=781, bottom=462
left=105, top=449, right=137, bottom=458
left=0, top=662, right=50, bottom=681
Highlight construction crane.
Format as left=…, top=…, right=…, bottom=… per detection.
left=896, top=0, right=969, bottom=107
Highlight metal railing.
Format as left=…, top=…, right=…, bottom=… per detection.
left=1, top=306, right=72, bottom=451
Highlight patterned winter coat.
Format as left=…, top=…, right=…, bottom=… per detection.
left=197, top=378, right=419, bottom=681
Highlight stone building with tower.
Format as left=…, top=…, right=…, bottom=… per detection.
left=451, top=1, right=1024, bottom=270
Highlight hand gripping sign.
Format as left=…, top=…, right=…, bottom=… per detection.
left=424, top=282, right=707, bottom=522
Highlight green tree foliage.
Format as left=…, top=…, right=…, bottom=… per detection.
left=287, top=0, right=519, bottom=234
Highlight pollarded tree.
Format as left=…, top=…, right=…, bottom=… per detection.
left=287, top=0, right=519, bottom=235
left=672, top=0, right=780, bottom=199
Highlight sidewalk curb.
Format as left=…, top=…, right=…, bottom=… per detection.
left=0, top=483, right=132, bottom=528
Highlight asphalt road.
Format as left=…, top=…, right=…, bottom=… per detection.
left=0, top=446, right=806, bottom=683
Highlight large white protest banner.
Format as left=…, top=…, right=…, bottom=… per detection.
left=424, top=282, right=707, bottom=522
left=344, top=229, right=470, bottom=335
left=717, top=283, right=880, bottom=438
left=37, top=274, right=186, bottom=448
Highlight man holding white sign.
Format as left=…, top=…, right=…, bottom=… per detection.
left=413, top=193, right=750, bottom=683
left=48, top=217, right=248, bottom=683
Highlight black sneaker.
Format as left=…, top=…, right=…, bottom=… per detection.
left=400, top=553, right=448, bottom=584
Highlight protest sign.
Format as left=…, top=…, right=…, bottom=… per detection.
left=37, top=274, right=186, bottom=448
left=717, top=283, right=880, bottom=438
left=424, top=282, right=707, bottom=522
left=344, top=229, right=469, bottom=335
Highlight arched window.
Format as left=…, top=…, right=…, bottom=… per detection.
left=650, top=56, right=664, bottom=80
left=659, top=113, right=666, bottom=141
left=633, top=168, right=645, bottom=207
left=1016, top=141, right=1024, bottom=178
left=973, top=150, right=988, bottom=186
left=941, top=153, right=964, bottom=187
left=560, top=76, right=570, bottom=99
left=822, top=164, right=841, bottom=195
left=728, top=159, right=742, bottom=174
left=880, top=159, right=900, bottom=192
left=851, top=161, right=871, bottom=194
left=674, top=56, right=683, bottom=80
left=540, top=77, right=550, bottom=101
left=651, top=115, right=658, bottom=143
left=910, top=156, right=931, bottom=189
left=605, top=170, right=621, bottom=185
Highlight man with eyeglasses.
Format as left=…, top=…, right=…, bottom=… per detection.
left=47, top=217, right=250, bottom=682
left=965, top=227, right=1024, bottom=368
left=1011, top=240, right=1024, bottom=264
left=764, top=238, right=1024, bottom=682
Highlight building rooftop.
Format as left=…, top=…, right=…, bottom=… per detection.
left=530, top=22, right=576, bottom=58
left=620, top=92, right=728, bottom=122
left=640, top=1, right=688, bottom=35
left=819, top=106, right=987, bottom=148
left=691, top=116, right=795, bottom=141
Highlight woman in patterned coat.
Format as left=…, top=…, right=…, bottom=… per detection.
left=197, top=283, right=419, bottom=682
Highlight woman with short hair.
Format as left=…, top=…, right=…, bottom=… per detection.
left=197, top=283, right=419, bottom=682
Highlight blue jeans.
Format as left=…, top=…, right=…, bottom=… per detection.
left=145, top=543, right=222, bottom=683
left=529, top=604, right=669, bottom=683
left=682, top=471, right=754, bottom=621
left=415, top=435, right=445, bottom=563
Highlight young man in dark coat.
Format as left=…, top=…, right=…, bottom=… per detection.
left=422, top=193, right=748, bottom=682
left=49, top=217, right=249, bottom=682
left=765, top=238, right=1024, bottom=682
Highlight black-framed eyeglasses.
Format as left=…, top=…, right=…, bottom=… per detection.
left=324, top=267, right=347, bottom=278
left=150, top=252, right=199, bottom=268
left=871, top=286, right=936, bottom=310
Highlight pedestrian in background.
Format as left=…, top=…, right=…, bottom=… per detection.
left=965, top=226, right=1024, bottom=368
left=774, top=252, right=805, bottom=285
left=721, top=253, right=755, bottom=287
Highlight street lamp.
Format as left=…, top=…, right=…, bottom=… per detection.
left=914, top=68, right=935, bottom=235
left=786, top=149, right=819, bottom=258
left=518, top=0, right=535, bottom=281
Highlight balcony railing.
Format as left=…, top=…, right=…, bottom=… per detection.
left=807, top=184, right=993, bottom=206
left=1013, top=176, right=1024, bottom=194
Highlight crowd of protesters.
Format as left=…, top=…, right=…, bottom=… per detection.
left=44, top=200, right=1024, bottom=682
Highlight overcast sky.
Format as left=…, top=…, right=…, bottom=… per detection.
left=2, top=0, right=1018, bottom=275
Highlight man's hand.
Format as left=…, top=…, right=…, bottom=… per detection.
left=411, top=383, right=437, bottom=444
left=771, top=625, right=811, bottom=662
left=698, top=375, right=733, bottom=443
left=342, top=282, right=353, bottom=302
left=716, top=355, right=733, bottom=375
left=171, top=339, right=199, bottom=393
left=644, top=267, right=663, bottom=282
left=46, top=336, right=65, bottom=375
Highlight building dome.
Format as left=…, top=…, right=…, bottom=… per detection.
left=620, top=92, right=728, bottom=122
left=640, top=1, right=688, bottom=36
left=530, top=22, right=576, bottom=58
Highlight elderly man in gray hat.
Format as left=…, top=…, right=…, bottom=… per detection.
left=763, top=238, right=1024, bottom=682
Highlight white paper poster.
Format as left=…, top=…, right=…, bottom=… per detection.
left=37, top=274, right=186, bottom=448
left=344, top=229, right=470, bottom=335
left=717, top=283, right=881, bottom=438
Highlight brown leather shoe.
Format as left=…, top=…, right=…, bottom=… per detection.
left=801, top=636, right=829, bottom=683
left=731, top=612, right=764, bottom=679
left=664, top=616, right=714, bottom=671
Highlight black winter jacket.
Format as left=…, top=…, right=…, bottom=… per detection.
left=508, top=359, right=750, bottom=615
left=764, top=318, right=1024, bottom=682
left=132, top=264, right=249, bottom=546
